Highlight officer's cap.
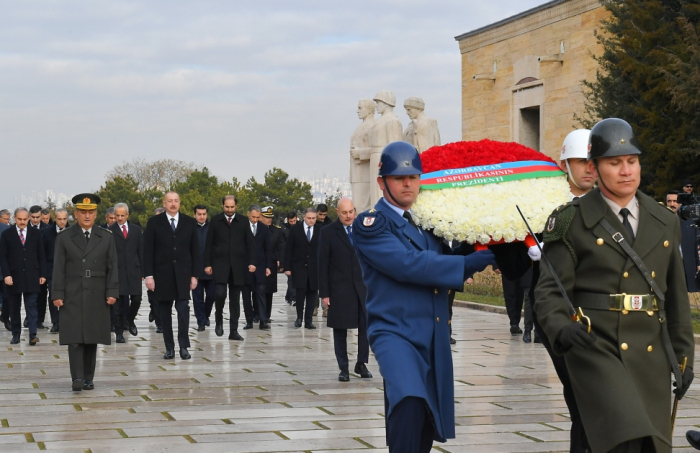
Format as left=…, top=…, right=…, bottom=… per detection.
left=261, top=206, right=274, bottom=218
left=72, top=193, right=101, bottom=211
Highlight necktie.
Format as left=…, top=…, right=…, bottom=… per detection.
left=122, top=225, right=128, bottom=239
left=170, top=218, right=176, bottom=232
left=19, top=229, right=25, bottom=245
left=403, top=211, right=418, bottom=230
left=619, top=208, right=635, bottom=241
left=347, top=225, right=354, bottom=246
left=253, top=224, right=257, bottom=236
left=306, top=226, right=311, bottom=242
left=227, top=216, right=232, bottom=226
left=84, top=231, right=90, bottom=243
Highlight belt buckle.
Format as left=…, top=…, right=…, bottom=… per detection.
left=623, top=294, right=645, bottom=311
left=85, top=270, right=91, bottom=278
left=612, top=232, right=625, bottom=243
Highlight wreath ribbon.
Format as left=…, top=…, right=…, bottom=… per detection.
left=420, top=160, right=565, bottom=190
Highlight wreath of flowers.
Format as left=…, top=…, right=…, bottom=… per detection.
left=412, top=140, right=570, bottom=245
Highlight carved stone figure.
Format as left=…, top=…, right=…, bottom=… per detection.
left=349, top=99, right=375, bottom=213
left=403, top=97, right=440, bottom=153
left=369, top=90, right=403, bottom=206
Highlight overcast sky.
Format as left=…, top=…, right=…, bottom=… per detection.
left=0, top=0, right=545, bottom=208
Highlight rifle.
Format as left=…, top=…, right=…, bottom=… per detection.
left=516, top=205, right=591, bottom=332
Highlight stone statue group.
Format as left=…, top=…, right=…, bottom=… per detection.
left=349, top=90, right=441, bottom=213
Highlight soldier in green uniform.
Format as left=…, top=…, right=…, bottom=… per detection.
left=52, top=194, right=119, bottom=391
left=535, top=118, right=695, bottom=453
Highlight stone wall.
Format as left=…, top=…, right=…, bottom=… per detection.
left=456, top=0, right=608, bottom=160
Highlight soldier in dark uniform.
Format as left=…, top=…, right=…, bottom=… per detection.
left=259, top=206, right=284, bottom=323
left=52, top=194, right=119, bottom=391
left=535, top=119, right=695, bottom=453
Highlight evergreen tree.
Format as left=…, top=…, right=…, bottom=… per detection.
left=579, top=0, right=700, bottom=197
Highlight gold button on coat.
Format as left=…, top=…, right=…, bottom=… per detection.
left=596, top=238, right=604, bottom=245
left=663, top=241, right=669, bottom=247
left=622, top=309, right=629, bottom=315
left=436, top=317, right=440, bottom=322
left=621, top=343, right=629, bottom=351
left=434, top=289, right=438, bottom=294
left=623, top=272, right=629, bottom=278
left=647, top=311, right=654, bottom=316
left=651, top=271, right=655, bottom=278
left=647, top=345, right=653, bottom=352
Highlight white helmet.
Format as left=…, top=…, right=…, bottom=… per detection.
left=373, top=90, right=396, bottom=107
left=560, top=129, right=591, bottom=161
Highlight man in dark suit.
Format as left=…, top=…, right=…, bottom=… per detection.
left=143, top=191, right=200, bottom=360
left=260, top=206, right=285, bottom=323
left=283, top=211, right=297, bottom=305
left=52, top=194, right=118, bottom=391
left=0, top=207, right=47, bottom=345
left=242, top=205, right=272, bottom=330
left=192, top=204, right=216, bottom=331
left=102, top=207, right=116, bottom=229
left=284, top=207, right=321, bottom=329
left=147, top=206, right=165, bottom=332
left=0, top=210, right=11, bottom=331
left=318, top=198, right=372, bottom=382
left=41, top=208, right=69, bottom=333
left=110, top=202, right=144, bottom=343
left=667, top=190, right=700, bottom=292
left=316, top=203, right=333, bottom=228
left=28, top=205, right=48, bottom=329
left=204, top=195, right=256, bottom=340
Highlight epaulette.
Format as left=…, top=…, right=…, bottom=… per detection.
left=543, top=204, right=577, bottom=266
left=99, top=226, right=112, bottom=233
left=354, top=208, right=388, bottom=237
left=274, top=225, right=282, bottom=229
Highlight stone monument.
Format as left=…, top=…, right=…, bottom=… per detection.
left=349, top=99, right=375, bottom=213
left=369, top=90, right=403, bottom=206
left=403, top=97, right=441, bottom=153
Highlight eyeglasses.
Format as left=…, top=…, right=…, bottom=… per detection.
left=685, top=185, right=693, bottom=188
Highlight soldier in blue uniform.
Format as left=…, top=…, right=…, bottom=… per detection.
left=353, top=141, right=494, bottom=452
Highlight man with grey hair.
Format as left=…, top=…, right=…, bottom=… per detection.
left=102, top=207, right=116, bottom=228
left=242, top=205, right=272, bottom=330
left=403, top=97, right=440, bottom=153
left=284, top=207, right=321, bottom=329
left=0, top=209, right=10, bottom=226
left=42, top=208, right=69, bottom=332
left=110, top=202, right=144, bottom=343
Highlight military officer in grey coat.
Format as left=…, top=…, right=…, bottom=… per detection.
left=52, top=194, right=119, bottom=391
left=535, top=119, right=695, bottom=453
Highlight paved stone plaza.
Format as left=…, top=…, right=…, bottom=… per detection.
left=0, top=276, right=698, bottom=452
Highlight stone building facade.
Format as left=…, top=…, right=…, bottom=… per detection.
left=455, top=0, right=607, bottom=160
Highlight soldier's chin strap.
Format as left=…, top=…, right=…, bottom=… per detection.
left=565, top=160, right=584, bottom=190
left=599, top=217, right=683, bottom=387
left=382, top=176, right=412, bottom=209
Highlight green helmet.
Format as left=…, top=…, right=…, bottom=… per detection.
left=588, top=118, right=642, bottom=160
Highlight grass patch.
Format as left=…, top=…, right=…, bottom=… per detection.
left=455, top=293, right=505, bottom=307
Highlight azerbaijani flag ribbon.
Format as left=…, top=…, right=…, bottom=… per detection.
left=420, top=160, right=565, bottom=190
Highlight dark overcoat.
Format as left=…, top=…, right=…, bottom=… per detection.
left=42, top=225, right=60, bottom=281
left=109, top=221, right=144, bottom=296
left=283, top=221, right=321, bottom=290
left=143, top=213, right=200, bottom=301
left=353, top=198, right=467, bottom=442
left=535, top=189, right=695, bottom=453
left=195, top=222, right=212, bottom=280
left=52, top=226, right=119, bottom=345
left=0, top=226, right=46, bottom=294
left=244, top=222, right=272, bottom=286
left=266, top=224, right=285, bottom=293
left=204, top=213, right=255, bottom=285
left=680, top=217, right=699, bottom=292
left=318, top=219, right=367, bottom=329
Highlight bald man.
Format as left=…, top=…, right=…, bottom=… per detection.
left=318, top=198, right=371, bottom=381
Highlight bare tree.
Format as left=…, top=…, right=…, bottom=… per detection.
left=105, top=158, right=198, bottom=191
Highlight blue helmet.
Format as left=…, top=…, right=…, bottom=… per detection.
left=378, top=141, right=423, bottom=176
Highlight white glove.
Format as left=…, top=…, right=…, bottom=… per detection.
left=527, top=243, right=543, bottom=261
